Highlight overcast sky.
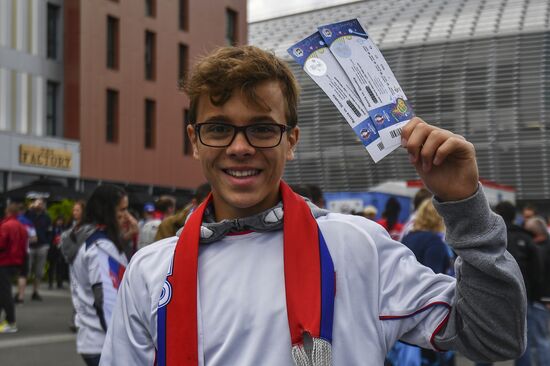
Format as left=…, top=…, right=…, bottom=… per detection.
left=248, top=0, right=358, bottom=22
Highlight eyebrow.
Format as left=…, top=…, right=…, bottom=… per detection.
left=201, top=115, right=279, bottom=124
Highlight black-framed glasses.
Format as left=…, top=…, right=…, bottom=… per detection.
left=195, top=122, right=290, bottom=148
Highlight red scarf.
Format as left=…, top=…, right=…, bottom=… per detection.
left=157, top=181, right=333, bottom=365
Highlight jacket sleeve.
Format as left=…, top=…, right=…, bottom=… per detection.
left=432, top=185, right=527, bottom=362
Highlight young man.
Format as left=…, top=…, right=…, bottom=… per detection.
left=100, top=46, right=526, bottom=365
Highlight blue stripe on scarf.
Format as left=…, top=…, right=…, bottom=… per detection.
left=319, top=228, right=335, bottom=342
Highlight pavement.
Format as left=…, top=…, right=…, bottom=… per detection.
left=0, top=284, right=83, bottom=366
left=0, top=282, right=514, bottom=366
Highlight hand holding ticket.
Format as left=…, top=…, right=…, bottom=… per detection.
left=288, top=18, right=415, bottom=163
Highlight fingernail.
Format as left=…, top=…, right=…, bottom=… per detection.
left=401, top=137, right=407, bottom=148
left=408, top=153, right=415, bottom=163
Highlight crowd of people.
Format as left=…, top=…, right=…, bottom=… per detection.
left=0, top=44, right=544, bottom=366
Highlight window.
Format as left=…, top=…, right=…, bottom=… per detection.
left=46, top=81, right=59, bottom=136
left=47, top=4, right=60, bottom=59
left=183, top=109, right=192, bottom=155
left=145, top=99, right=156, bottom=149
left=145, top=31, right=156, bottom=80
left=145, top=0, right=156, bottom=17
left=178, top=43, right=188, bottom=83
left=179, top=0, right=188, bottom=31
left=107, top=16, right=119, bottom=69
left=225, top=8, right=238, bottom=46
left=106, top=89, right=119, bottom=143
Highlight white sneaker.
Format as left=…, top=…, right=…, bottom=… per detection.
left=0, top=320, right=18, bottom=333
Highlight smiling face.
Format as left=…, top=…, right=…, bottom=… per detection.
left=188, top=80, right=299, bottom=221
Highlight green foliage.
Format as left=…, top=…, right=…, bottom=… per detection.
left=47, top=199, right=74, bottom=225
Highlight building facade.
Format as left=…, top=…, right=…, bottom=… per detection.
left=250, top=0, right=550, bottom=209
left=0, top=0, right=78, bottom=192
left=0, top=0, right=247, bottom=201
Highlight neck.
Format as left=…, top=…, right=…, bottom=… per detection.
left=212, top=190, right=282, bottom=222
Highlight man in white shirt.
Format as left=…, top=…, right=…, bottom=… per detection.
left=100, top=45, right=526, bottom=366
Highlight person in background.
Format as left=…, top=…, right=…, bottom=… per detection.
left=399, top=188, right=433, bottom=241
left=70, top=201, right=86, bottom=229
left=523, top=216, right=550, bottom=366
left=154, top=183, right=211, bottom=241
left=522, top=203, right=537, bottom=225
left=377, top=196, right=404, bottom=240
left=14, top=205, right=36, bottom=304
left=476, top=202, right=543, bottom=366
left=362, top=205, right=378, bottom=220
left=61, top=200, right=87, bottom=333
left=24, top=198, right=52, bottom=301
left=0, top=203, right=28, bottom=333
left=48, top=216, right=67, bottom=289
left=307, top=184, right=325, bottom=208
left=69, top=185, right=129, bottom=366
left=119, top=209, right=139, bottom=259
left=400, top=199, right=455, bottom=366
left=138, top=196, right=176, bottom=249
left=138, top=203, right=155, bottom=229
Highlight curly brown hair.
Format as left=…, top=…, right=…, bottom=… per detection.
left=184, top=45, right=300, bottom=127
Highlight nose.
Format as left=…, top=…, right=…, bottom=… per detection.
left=226, top=130, right=255, bottom=157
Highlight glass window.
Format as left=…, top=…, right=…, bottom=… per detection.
left=145, top=99, right=156, bottom=149
left=179, top=0, right=188, bottom=31
left=145, top=31, right=156, bottom=80
left=225, top=8, right=238, bottom=46
left=46, top=81, right=59, bottom=136
left=145, top=0, right=156, bottom=17
left=47, top=4, right=60, bottom=59
left=107, top=16, right=119, bottom=69
left=178, top=43, right=188, bottom=83
left=106, top=89, right=119, bottom=143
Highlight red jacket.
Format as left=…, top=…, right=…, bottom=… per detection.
left=0, top=215, right=28, bottom=266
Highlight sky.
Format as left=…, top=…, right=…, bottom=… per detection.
left=247, top=0, right=358, bottom=22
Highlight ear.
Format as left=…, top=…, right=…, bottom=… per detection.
left=286, top=126, right=300, bottom=161
left=187, top=124, right=200, bottom=160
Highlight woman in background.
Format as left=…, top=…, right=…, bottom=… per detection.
left=64, top=186, right=129, bottom=366
left=402, top=199, right=455, bottom=366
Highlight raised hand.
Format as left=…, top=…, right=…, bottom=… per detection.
left=401, top=117, right=479, bottom=202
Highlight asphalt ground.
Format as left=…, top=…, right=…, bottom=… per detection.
left=0, top=283, right=514, bottom=366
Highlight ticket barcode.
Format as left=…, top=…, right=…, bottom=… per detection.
left=390, top=128, right=403, bottom=139
left=377, top=142, right=385, bottom=151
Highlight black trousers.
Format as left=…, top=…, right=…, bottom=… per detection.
left=0, top=266, right=17, bottom=323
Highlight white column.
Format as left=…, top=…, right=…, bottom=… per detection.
left=29, top=0, right=41, bottom=55
left=31, top=0, right=41, bottom=56
left=0, top=0, right=12, bottom=48
left=16, top=0, right=28, bottom=52
left=33, top=75, right=44, bottom=136
left=0, top=67, right=9, bottom=130
left=15, top=72, right=29, bottom=134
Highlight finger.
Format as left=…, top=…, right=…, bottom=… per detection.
left=432, top=136, right=475, bottom=166
left=401, top=117, right=424, bottom=144
left=419, top=129, right=454, bottom=172
left=403, top=121, right=433, bottom=163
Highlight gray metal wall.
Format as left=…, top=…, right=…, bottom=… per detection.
left=250, top=0, right=550, bottom=202
left=285, top=32, right=550, bottom=201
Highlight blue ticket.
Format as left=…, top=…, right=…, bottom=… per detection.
left=288, top=32, right=392, bottom=163
left=318, top=19, right=415, bottom=148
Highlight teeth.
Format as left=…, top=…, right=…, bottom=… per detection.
left=226, top=169, right=259, bottom=177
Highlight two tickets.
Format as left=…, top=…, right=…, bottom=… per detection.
left=288, top=18, right=414, bottom=163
